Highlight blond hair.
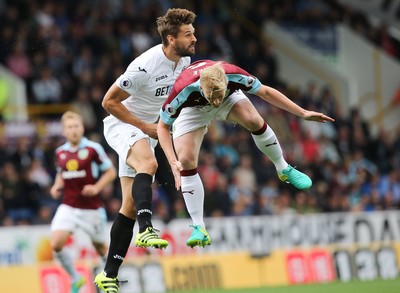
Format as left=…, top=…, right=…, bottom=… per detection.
left=200, top=63, right=227, bottom=98
left=61, top=111, right=83, bottom=126
left=157, top=8, right=196, bottom=46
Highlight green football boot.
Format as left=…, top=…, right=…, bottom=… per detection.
left=94, top=271, right=126, bottom=293
left=135, top=227, right=168, bottom=249
left=186, top=225, right=211, bottom=248
left=71, top=275, right=85, bottom=293
left=278, top=165, right=312, bottom=190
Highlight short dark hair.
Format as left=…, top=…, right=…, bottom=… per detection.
left=156, top=8, right=196, bottom=46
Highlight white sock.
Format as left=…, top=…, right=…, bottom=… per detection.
left=55, top=249, right=81, bottom=282
left=251, top=125, right=288, bottom=173
left=181, top=173, right=205, bottom=228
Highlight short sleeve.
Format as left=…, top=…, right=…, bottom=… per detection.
left=115, top=62, right=148, bottom=95
left=93, top=144, right=113, bottom=172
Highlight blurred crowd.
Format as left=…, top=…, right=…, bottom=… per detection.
left=0, top=0, right=399, bottom=226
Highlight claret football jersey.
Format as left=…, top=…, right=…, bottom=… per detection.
left=55, top=137, right=113, bottom=209
left=160, top=59, right=262, bottom=125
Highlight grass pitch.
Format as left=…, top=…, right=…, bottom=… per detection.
left=186, top=279, right=400, bottom=293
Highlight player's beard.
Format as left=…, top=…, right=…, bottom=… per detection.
left=175, top=42, right=195, bottom=57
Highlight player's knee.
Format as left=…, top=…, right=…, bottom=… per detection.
left=127, top=156, right=158, bottom=174
left=245, top=117, right=264, bottom=132
left=140, top=158, right=158, bottom=174
left=179, top=152, right=197, bottom=168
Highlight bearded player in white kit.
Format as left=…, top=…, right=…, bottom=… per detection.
left=94, top=8, right=197, bottom=293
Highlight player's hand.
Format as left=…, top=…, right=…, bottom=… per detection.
left=143, top=123, right=158, bottom=139
left=170, top=161, right=183, bottom=190
left=303, top=110, right=335, bottom=123
left=82, top=184, right=100, bottom=196
left=50, top=185, right=62, bottom=199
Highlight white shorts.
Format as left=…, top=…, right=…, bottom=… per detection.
left=172, top=90, right=248, bottom=139
left=50, top=204, right=107, bottom=244
left=103, top=115, right=158, bottom=177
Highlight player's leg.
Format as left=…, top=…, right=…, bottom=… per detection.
left=174, top=127, right=211, bottom=248
left=76, top=208, right=110, bottom=293
left=227, top=98, right=312, bottom=190
left=94, top=177, right=135, bottom=292
left=79, top=207, right=108, bottom=269
left=126, top=138, right=168, bottom=249
left=92, top=241, right=107, bottom=267
left=51, top=230, right=84, bottom=286
left=96, top=117, right=138, bottom=292
left=102, top=117, right=166, bottom=250
left=50, top=205, right=85, bottom=293
left=154, top=143, right=180, bottom=218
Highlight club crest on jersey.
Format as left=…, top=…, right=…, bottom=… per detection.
left=120, top=78, right=132, bottom=89
left=66, top=159, right=79, bottom=171
left=78, top=149, right=89, bottom=160
left=165, top=104, right=176, bottom=115
left=246, top=77, right=255, bottom=87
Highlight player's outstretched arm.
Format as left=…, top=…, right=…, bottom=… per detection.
left=255, top=85, right=334, bottom=123
left=302, top=110, right=335, bottom=123
left=157, top=120, right=183, bottom=190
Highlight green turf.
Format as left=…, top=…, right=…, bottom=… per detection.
left=184, top=279, right=400, bottom=293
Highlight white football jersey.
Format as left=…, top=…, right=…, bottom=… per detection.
left=115, top=44, right=190, bottom=123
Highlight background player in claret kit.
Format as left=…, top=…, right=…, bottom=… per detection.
left=50, top=111, right=117, bottom=293
left=157, top=60, right=335, bottom=248
left=94, top=8, right=197, bottom=293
